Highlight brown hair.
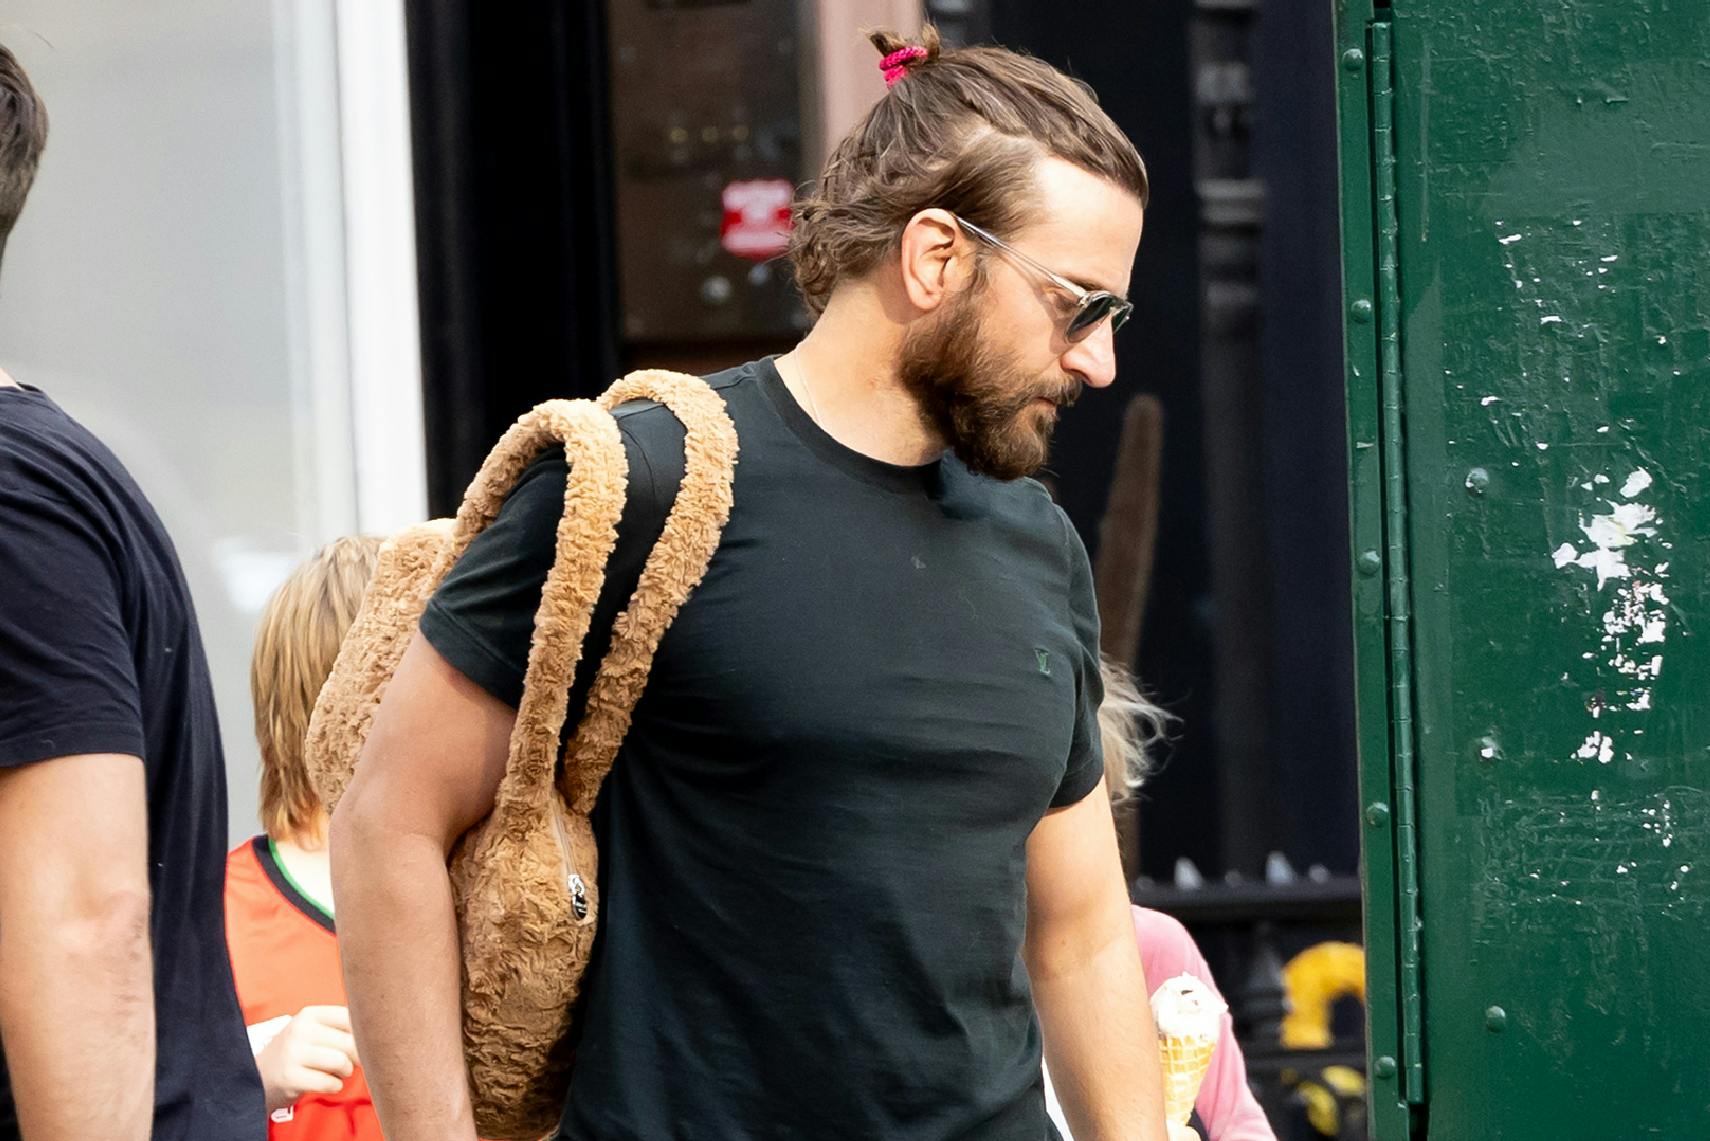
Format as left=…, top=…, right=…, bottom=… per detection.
left=1099, top=654, right=1172, bottom=803
left=789, top=25, right=1147, bottom=315
left=252, top=535, right=382, bottom=842
left=0, top=43, right=48, bottom=270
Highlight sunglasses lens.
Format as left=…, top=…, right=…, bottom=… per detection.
left=1067, top=295, right=1118, bottom=342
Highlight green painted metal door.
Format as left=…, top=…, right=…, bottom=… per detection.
left=1336, top=2, right=1710, bottom=1137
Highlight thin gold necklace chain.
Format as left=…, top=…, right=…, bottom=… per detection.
left=796, top=370, right=825, bottom=427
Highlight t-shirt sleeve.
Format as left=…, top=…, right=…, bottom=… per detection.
left=1050, top=507, right=1106, bottom=808
left=419, top=408, right=686, bottom=724
left=0, top=466, right=145, bottom=768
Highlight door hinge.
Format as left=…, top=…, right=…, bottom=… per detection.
left=1369, top=16, right=1426, bottom=1108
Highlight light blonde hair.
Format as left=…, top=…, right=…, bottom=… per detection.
left=251, top=535, right=382, bottom=843
left=1099, top=655, right=1172, bottom=802
left=788, top=25, right=1148, bottom=316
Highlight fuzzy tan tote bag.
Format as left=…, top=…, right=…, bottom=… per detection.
left=305, top=370, right=737, bottom=1139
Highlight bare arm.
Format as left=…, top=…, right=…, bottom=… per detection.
left=0, top=754, right=153, bottom=1139
left=330, top=634, right=514, bottom=1140
left=1026, top=779, right=1167, bottom=1141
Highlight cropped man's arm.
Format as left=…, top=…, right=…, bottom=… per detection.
left=1026, top=779, right=1168, bottom=1141
left=0, top=753, right=153, bottom=1139
left=330, top=634, right=514, bottom=1140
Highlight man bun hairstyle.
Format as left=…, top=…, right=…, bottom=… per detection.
left=789, top=25, right=1148, bottom=315
left=0, top=43, right=48, bottom=270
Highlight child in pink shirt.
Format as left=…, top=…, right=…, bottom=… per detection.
left=1128, top=906, right=1274, bottom=1140
left=1096, top=659, right=1275, bottom=1141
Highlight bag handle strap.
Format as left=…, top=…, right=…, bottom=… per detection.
left=483, top=372, right=737, bottom=819
left=445, top=399, right=625, bottom=563
left=559, top=371, right=739, bottom=814
left=458, top=400, right=630, bottom=822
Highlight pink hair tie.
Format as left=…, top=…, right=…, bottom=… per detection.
left=881, top=45, right=928, bottom=87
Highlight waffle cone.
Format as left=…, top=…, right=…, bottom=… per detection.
left=1158, top=1033, right=1217, bottom=1125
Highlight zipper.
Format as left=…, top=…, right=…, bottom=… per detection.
left=549, top=798, right=592, bottom=923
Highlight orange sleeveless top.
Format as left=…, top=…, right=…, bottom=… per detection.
left=224, top=836, right=381, bottom=1140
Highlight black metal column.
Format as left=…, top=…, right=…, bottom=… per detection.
left=404, top=0, right=621, bottom=516
left=1191, top=0, right=1273, bottom=875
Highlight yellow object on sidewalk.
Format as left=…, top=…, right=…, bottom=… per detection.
left=1280, top=941, right=1365, bottom=1049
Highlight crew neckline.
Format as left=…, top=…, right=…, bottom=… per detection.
left=755, top=355, right=947, bottom=495
left=253, top=835, right=335, bottom=933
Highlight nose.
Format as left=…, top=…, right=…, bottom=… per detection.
left=1060, top=320, right=1118, bottom=389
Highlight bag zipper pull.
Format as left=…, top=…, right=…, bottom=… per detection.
left=568, top=873, right=589, bottom=920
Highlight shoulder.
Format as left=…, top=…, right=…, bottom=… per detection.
left=602, top=361, right=760, bottom=499
left=1130, top=905, right=1212, bottom=987
left=0, top=389, right=124, bottom=472
left=997, top=473, right=1074, bottom=534
left=1038, top=494, right=1086, bottom=560
left=0, top=388, right=71, bottom=449
left=978, top=474, right=1089, bottom=581
left=500, top=362, right=763, bottom=528
left=0, top=392, right=151, bottom=547
left=1, top=393, right=96, bottom=497
left=1006, top=475, right=1066, bottom=526
left=223, top=838, right=276, bottom=926
left=224, top=837, right=267, bottom=893
left=604, top=360, right=757, bottom=442
left=953, top=465, right=1067, bottom=530
left=1131, top=904, right=1193, bottom=945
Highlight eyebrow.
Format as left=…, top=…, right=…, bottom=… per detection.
left=1036, top=254, right=1127, bottom=302
left=1054, top=269, right=1129, bottom=303
left=1077, top=276, right=1130, bottom=302
left=957, top=216, right=1130, bottom=303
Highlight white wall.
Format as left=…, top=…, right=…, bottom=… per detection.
left=0, top=0, right=422, bottom=841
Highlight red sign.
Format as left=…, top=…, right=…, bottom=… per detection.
left=720, top=179, right=794, bottom=261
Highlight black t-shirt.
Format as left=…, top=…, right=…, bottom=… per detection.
left=421, top=358, right=1104, bottom=1140
left=0, top=386, right=265, bottom=1139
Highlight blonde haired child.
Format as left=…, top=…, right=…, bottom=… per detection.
left=223, top=536, right=382, bottom=1135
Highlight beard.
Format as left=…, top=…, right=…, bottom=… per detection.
left=896, top=287, right=1082, bottom=481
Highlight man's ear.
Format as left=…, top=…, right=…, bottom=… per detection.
left=897, top=208, right=966, bottom=314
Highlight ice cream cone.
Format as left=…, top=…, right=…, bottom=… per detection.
left=1157, top=1031, right=1218, bottom=1124
left=1150, top=973, right=1226, bottom=1126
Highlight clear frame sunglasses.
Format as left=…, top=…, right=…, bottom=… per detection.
left=951, top=215, right=1134, bottom=343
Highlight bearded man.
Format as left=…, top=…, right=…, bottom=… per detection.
left=333, top=26, right=1169, bottom=1141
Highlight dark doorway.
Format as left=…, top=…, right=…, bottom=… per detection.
left=992, top=0, right=1355, bottom=880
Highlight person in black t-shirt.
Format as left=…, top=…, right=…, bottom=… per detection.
left=0, top=44, right=265, bottom=1140
left=334, top=26, right=1171, bottom=1141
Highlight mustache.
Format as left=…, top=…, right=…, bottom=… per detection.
left=1031, top=377, right=1083, bottom=410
